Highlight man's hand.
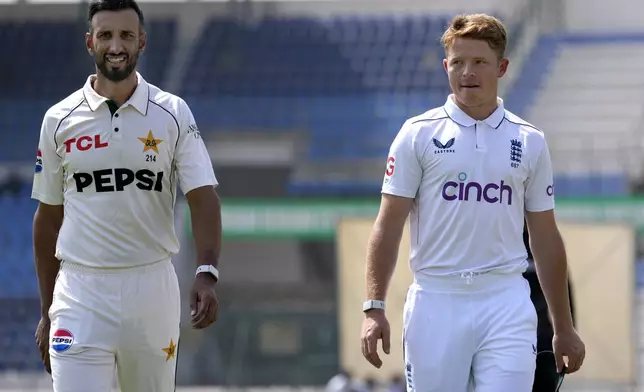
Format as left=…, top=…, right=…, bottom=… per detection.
left=190, top=273, right=219, bottom=329
left=185, top=186, right=222, bottom=329
left=35, top=317, right=51, bottom=374
left=360, top=310, right=391, bottom=368
left=553, top=327, right=585, bottom=373
left=361, top=194, right=410, bottom=369
left=33, top=202, right=62, bottom=375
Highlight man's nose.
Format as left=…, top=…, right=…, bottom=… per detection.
left=108, top=38, right=124, bottom=53
left=462, top=63, right=476, bottom=77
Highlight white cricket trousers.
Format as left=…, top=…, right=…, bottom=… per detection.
left=48, top=258, right=180, bottom=392
left=403, top=272, right=538, bottom=392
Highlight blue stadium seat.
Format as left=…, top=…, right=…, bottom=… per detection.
left=179, top=15, right=452, bottom=174
left=0, top=196, right=38, bottom=299
left=0, top=100, right=51, bottom=162
left=0, top=194, right=40, bottom=370
left=141, top=19, right=178, bottom=87
left=503, top=35, right=559, bottom=117
left=0, top=19, right=177, bottom=163
left=0, top=298, right=42, bottom=370
left=181, top=15, right=447, bottom=97
left=0, top=21, right=91, bottom=101
left=0, top=17, right=637, bottom=197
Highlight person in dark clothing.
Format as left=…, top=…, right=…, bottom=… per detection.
left=522, top=222, right=575, bottom=392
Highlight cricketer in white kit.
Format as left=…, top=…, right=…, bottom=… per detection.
left=32, top=1, right=222, bottom=391
left=360, top=14, right=585, bottom=392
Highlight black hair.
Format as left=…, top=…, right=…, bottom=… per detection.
left=88, top=0, right=145, bottom=29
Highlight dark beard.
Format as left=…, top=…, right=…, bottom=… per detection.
left=95, top=52, right=139, bottom=82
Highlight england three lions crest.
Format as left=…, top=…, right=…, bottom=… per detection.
left=510, top=139, right=522, bottom=168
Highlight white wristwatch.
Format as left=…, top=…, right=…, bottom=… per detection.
left=363, top=300, right=385, bottom=312
left=196, top=265, right=219, bottom=281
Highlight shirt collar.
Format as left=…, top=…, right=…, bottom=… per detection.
left=82, top=71, right=149, bottom=115
left=443, top=94, right=506, bottom=129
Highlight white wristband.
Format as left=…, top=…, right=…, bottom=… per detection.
left=196, top=265, right=219, bottom=281
left=363, top=300, right=385, bottom=312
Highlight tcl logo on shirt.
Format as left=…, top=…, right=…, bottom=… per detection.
left=64, top=135, right=108, bottom=153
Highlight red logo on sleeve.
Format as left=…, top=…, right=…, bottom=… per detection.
left=385, top=156, right=395, bottom=177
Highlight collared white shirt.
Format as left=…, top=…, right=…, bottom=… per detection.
left=32, top=73, right=218, bottom=268
left=382, top=95, right=554, bottom=276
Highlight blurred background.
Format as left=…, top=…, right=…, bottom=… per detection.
left=1, top=0, right=644, bottom=390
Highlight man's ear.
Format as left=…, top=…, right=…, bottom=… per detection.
left=86, top=32, right=93, bottom=55
left=498, top=57, right=509, bottom=78
left=139, top=30, right=147, bottom=53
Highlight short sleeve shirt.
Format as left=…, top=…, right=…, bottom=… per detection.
left=32, top=73, right=218, bottom=267
left=382, top=95, right=554, bottom=276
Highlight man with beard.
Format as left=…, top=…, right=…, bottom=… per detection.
left=31, top=0, right=222, bottom=390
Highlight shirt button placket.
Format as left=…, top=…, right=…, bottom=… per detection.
left=112, top=112, right=122, bottom=142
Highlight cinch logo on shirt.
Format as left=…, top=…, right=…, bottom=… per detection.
left=441, top=172, right=513, bottom=205
left=73, top=168, right=164, bottom=193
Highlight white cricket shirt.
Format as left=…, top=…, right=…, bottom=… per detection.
left=32, top=73, right=218, bottom=268
left=382, top=95, right=554, bottom=276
